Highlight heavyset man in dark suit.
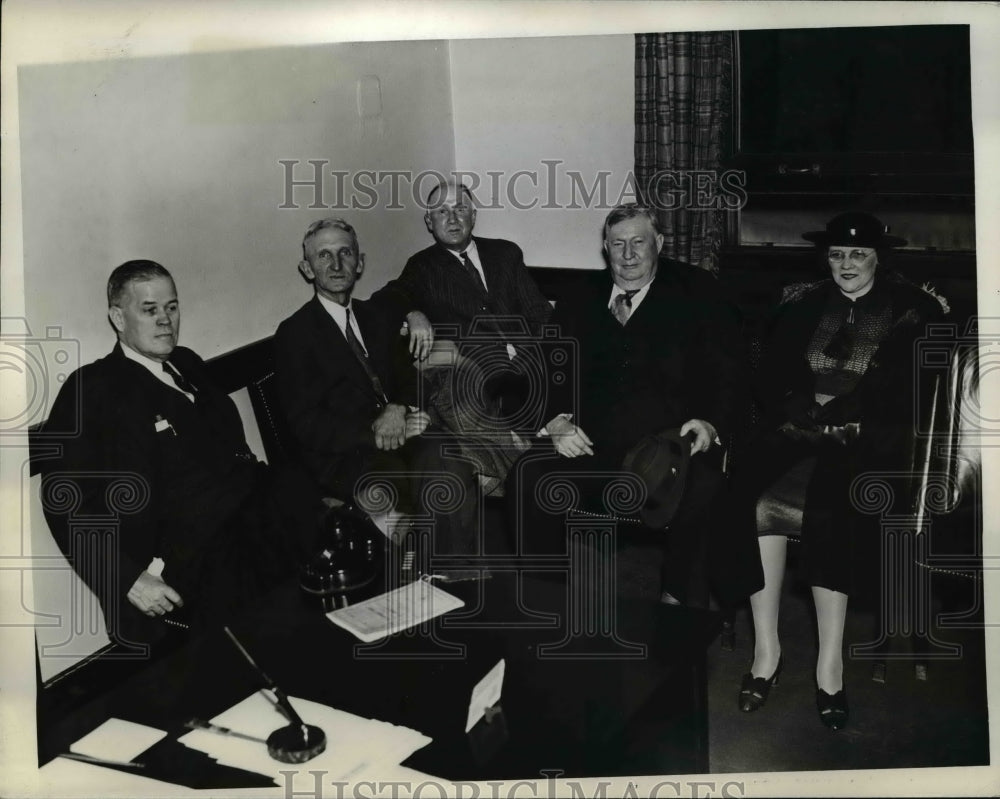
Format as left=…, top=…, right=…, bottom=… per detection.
left=274, top=218, right=480, bottom=561
left=508, top=205, right=764, bottom=607
left=41, top=261, right=315, bottom=645
left=370, top=180, right=553, bottom=434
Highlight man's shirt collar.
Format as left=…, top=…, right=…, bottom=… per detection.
left=608, top=275, right=655, bottom=312
left=315, top=292, right=352, bottom=328
left=120, top=342, right=192, bottom=399
left=315, top=293, right=370, bottom=352
left=444, top=237, right=479, bottom=263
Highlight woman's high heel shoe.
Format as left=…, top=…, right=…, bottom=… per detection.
left=816, top=686, right=849, bottom=730
left=738, top=656, right=783, bottom=713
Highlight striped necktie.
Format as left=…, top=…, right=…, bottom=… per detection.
left=460, top=250, right=489, bottom=295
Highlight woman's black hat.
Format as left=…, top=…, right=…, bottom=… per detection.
left=802, top=212, right=907, bottom=248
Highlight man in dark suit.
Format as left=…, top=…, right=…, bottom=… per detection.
left=370, top=180, right=552, bottom=434
left=508, top=205, right=764, bottom=607
left=41, top=261, right=315, bottom=645
left=274, top=218, right=480, bottom=562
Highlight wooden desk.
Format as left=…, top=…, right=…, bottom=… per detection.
left=38, top=571, right=720, bottom=784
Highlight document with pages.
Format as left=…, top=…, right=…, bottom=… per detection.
left=326, top=579, right=465, bottom=642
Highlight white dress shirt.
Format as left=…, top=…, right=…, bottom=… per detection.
left=121, top=342, right=194, bottom=402
left=315, top=293, right=371, bottom=354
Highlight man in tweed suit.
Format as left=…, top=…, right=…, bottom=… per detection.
left=370, top=180, right=552, bottom=435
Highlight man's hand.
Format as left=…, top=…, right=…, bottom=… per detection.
left=127, top=571, right=184, bottom=617
left=405, top=311, right=434, bottom=362
left=373, top=403, right=407, bottom=450
left=680, top=418, right=718, bottom=454
left=404, top=409, right=431, bottom=439
left=546, top=415, right=594, bottom=458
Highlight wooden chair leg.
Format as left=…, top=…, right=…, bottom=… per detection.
left=720, top=609, right=736, bottom=651
left=870, top=613, right=890, bottom=683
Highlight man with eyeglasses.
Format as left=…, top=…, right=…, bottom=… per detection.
left=274, top=218, right=480, bottom=563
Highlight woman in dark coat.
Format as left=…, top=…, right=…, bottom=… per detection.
left=735, top=212, right=946, bottom=730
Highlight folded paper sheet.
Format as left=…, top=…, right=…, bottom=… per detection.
left=177, top=691, right=433, bottom=782
left=326, top=578, right=464, bottom=642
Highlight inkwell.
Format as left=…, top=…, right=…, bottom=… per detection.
left=223, top=627, right=327, bottom=764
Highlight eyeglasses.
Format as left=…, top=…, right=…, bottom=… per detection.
left=828, top=249, right=875, bottom=265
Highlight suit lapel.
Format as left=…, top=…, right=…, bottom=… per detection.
left=474, top=238, right=500, bottom=297
left=351, top=300, right=392, bottom=392
left=436, top=242, right=488, bottom=299
left=108, top=345, right=201, bottom=426
left=594, top=279, right=625, bottom=336
left=618, top=273, right=667, bottom=329
left=305, top=297, right=379, bottom=399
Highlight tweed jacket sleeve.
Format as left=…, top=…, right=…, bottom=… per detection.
left=368, top=238, right=552, bottom=338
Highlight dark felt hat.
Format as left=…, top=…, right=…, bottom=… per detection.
left=802, top=212, right=907, bottom=249
left=621, top=428, right=691, bottom=530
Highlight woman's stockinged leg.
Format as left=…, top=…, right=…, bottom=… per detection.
left=749, top=534, right=788, bottom=679
left=813, top=585, right=848, bottom=693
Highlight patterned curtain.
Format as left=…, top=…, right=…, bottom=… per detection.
left=635, top=32, right=734, bottom=272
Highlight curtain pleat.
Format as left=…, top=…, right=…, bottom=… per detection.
left=635, top=32, right=733, bottom=272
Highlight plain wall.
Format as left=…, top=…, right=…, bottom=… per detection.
left=19, top=34, right=638, bottom=414
left=449, top=35, right=635, bottom=270
left=19, top=39, right=456, bottom=680
left=19, top=33, right=639, bottom=681
left=19, top=39, right=456, bottom=385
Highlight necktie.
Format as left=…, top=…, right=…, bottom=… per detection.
left=344, top=309, right=388, bottom=404
left=162, top=361, right=198, bottom=399
left=460, top=250, right=489, bottom=296
left=461, top=249, right=515, bottom=356
left=611, top=289, right=640, bottom=326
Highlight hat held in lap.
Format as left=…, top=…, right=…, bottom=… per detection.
left=621, top=428, right=692, bottom=529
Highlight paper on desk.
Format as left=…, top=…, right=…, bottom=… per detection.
left=326, top=578, right=464, bottom=642
left=70, top=718, right=167, bottom=762
left=178, top=691, right=432, bottom=782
